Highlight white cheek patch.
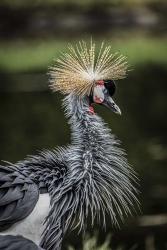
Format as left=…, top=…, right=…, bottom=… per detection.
left=93, top=85, right=105, bottom=104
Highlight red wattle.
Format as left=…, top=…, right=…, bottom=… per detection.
left=89, top=106, right=95, bottom=114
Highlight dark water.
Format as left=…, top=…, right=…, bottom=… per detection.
left=0, top=64, right=167, bottom=249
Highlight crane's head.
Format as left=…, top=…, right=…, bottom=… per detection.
left=89, top=79, right=121, bottom=115
left=49, top=39, right=128, bottom=115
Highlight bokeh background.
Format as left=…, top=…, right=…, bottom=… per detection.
left=0, top=0, right=167, bottom=249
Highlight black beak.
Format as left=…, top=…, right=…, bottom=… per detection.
left=103, top=96, right=121, bottom=115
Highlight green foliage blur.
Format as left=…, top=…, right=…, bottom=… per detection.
left=0, top=0, right=166, bottom=7
left=68, top=234, right=111, bottom=250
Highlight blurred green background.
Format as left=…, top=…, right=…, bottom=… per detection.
left=0, top=0, right=167, bottom=249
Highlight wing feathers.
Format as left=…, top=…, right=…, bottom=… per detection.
left=0, top=165, right=39, bottom=231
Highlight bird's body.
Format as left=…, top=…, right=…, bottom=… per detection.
left=0, top=41, right=138, bottom=250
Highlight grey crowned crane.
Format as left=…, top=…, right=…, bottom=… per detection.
left=0, top=40, right=138, bottom=250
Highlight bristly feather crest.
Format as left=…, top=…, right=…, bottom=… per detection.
left=49, top=40, right=128, bottom=96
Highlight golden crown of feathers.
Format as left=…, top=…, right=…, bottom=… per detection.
left=49, top=40, right=128, bottom=96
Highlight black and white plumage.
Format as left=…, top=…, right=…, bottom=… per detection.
left=0, top=41, right=138, bottom=250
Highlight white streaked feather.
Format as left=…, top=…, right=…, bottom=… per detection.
left=0, top=193, right=50, bottom=245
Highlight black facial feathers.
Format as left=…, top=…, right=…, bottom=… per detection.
left=104, top=80, right=116, bottom=97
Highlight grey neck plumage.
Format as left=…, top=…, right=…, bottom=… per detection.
left=41, top=93, right=138, bottom=250
left=14, top=93, right=138, bottom=250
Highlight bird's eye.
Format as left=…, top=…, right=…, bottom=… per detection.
left=104, top=80, right=116, bottom=96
